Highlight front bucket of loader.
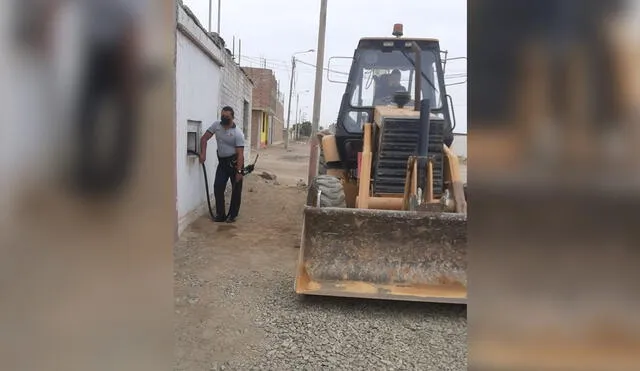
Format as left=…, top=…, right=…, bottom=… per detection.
left=295, top=207, right=467, bottom=304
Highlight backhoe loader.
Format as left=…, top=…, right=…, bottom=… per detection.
left=295, top=24, right=468, bottom=303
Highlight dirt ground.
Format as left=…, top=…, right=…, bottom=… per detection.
left=174, top=141, right=467, bottom=370
left=174, top=142, right=310, bottom=368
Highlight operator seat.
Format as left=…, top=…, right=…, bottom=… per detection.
left=373, top=74, right=392, bottom=105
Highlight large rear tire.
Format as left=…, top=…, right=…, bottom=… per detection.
left=306, top=175, right=346, bottom=208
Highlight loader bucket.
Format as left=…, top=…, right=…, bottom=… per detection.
left=295, top=207, right=467, bottom=304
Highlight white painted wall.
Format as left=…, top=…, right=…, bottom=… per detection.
left=175, top=30, right=222, bottom=235
left=175, top=4, right=228, bottom=236
left=451, top=133, right=467, bottom=184
left=451, top=133, right=467, bottom=159
left=175, top=4, right=254, bottom=236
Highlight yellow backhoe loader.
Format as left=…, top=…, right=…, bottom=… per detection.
left=295, top=24, right=468, bottom=304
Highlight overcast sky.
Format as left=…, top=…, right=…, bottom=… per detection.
left=182, top=0, right=467, bottom=133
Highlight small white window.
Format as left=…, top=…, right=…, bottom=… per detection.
left=187, top=120, right=202, bottom=156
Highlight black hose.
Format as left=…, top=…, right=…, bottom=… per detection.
left=187, top=150, right=260, bottom=221
left=187, top=150, right=216, bottom=220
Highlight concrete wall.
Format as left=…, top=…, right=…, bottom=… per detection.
left=451, top=133, right=467, bottom=159
left=250, top=110, right=261, bottom=148
left=219, top=49, right=253, bottom=159
left=272, top=100, right=285, bottom=144
left=451, top=133, right=467, bottom=183
left=175, top=4, right=253, bottom=236
left=175, top=8, right=222, bottom=236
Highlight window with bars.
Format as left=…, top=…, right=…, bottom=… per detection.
left=187, top=120, right=202, bottom=156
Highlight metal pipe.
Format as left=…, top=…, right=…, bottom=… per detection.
left=411, top=41, right=422, bottom=112
left=417, top=98, right=431, bottom=196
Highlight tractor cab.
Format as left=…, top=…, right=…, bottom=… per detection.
left=329, top=25, right=456, bottom=175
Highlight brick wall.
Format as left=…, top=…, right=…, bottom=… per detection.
left=250, top=111, right=261, bottom=148
left=243, top=67, right=287, bottom=146
left=243, top=67, right=277, bottom=115
left=217, top=42, right=253, bottom=158
left=276, top=100, right=284, bottom=125
left=272, top=100, right=285, bottom=143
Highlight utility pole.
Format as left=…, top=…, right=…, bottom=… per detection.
left=284, top=51, right=313, bottom=149
left=307, top=0, right=328, bottom=185
left=294, top=90, right=310, bottom=140
left=208, top=0, right=212, bottom=31
left=297, top=108, right=302, bottom=140
left=284, top=56, right=296, bottom=149
left=217, top=0, right=221, bottom=34
left=294, top=93, right=300, bottom=140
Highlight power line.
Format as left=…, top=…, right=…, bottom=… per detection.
left=240, top=55, right=289, bottom=68
left=295, top=59, right=349, bottom=75
left=241, top=54, right=349, bottom=76
left=445, top=73, right=467, bottom=78
left=446, top=80, right=467, bottom=87
left=240, top=54, right=467, bottom=88
left=241, top=54, right=465, bottom=80
left=241, top=59, right=289, bottom=72
left=242, top=53, right=466, bottom=70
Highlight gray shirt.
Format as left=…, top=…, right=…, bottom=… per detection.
left=206, top=121, right=245, bottom=158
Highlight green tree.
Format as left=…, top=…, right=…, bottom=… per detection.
left=293, top=121, right=312, bottom=137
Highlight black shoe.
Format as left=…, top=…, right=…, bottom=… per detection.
left=226, top=216, right=237, bottom=223
left=214, top=215, right=226, bottom=222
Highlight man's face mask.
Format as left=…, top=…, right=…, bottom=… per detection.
left=221, top=116, right=231, bottom=125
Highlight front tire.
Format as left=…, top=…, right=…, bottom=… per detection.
left=306, top=175, right=346, bottom=208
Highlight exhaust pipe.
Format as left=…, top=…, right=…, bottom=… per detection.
left=411, top=41, right=423, bottom=112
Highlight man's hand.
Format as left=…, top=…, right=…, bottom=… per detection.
left=235, top=173, right=243, bottom=183
left=200, top=131, right=213, bottom=163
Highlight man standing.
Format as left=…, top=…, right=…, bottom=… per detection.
left=199, top=106, right=245, bottom=223
left=374, top=69, right=407, bottom=105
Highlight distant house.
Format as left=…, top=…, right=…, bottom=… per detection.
left=242, top=67, right=285, bottom=148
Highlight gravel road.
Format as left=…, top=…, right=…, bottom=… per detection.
left=174, top=143, right=468, bottom=370
left=189, top=271, right=467, bottom=370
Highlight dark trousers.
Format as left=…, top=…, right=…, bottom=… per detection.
left=214, top=156, right=243, bottom=218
